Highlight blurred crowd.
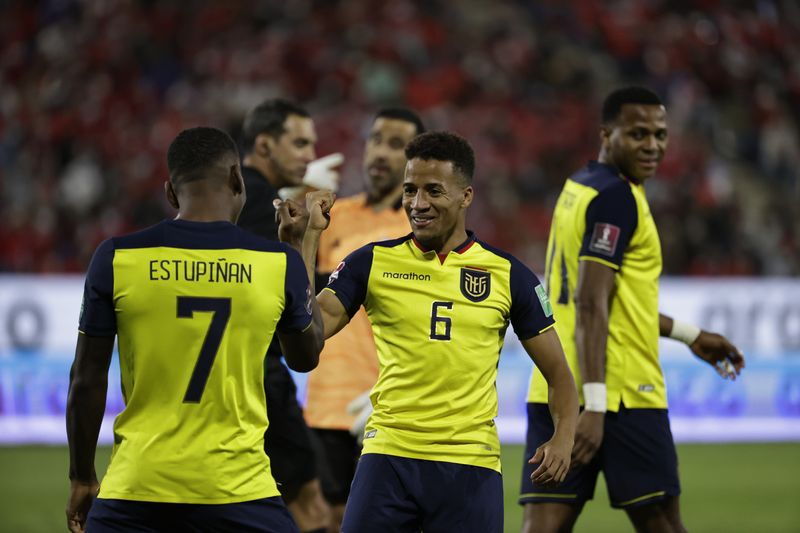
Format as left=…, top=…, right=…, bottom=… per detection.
left=1, top=0, right=798, bottom=275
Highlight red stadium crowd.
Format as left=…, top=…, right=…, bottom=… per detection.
left=1, top=0, right=798, bottom=275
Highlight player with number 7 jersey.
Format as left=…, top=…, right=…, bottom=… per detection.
left=66, top=127, right=327, bottom=533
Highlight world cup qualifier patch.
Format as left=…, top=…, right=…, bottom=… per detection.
left=588, top=223, right=621, bottom=257
left=460, top=267, right=491, bottom=302
left=328, top=261, right=345, bottom=284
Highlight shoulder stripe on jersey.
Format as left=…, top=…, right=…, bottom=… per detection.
left=374, top=233, right=414, bottom=249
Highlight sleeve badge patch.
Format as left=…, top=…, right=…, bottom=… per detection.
left=328, top=261, right=345, bottom=284
left=588, top=223, right=621, bottom=257
left=534, top=284, right=553, bottom=317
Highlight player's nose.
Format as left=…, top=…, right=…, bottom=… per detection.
left=410, top=191, right=430, bottom=210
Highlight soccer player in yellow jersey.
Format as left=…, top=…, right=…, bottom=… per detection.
left=65, top=127, right=332, bottom=533
left=304, top=107, right=425, bottom=530
left=279, top=131, right=579, bottom=532
left=520, top=87, right=746, bottom=533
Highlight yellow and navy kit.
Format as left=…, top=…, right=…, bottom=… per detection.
left=78, top=219, right=313, bottom=504
left=325, top=232, right=554, bottom=472
left=528, top=161, right=665, bottom=411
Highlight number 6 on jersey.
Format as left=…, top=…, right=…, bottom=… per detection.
left=430, top=301, right=453, bottom=341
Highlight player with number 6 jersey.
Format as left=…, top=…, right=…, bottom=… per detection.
left=283, top=131, right=579, bottom=533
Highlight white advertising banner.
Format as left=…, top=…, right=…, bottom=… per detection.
left=0, top=275, right=798, bottom=444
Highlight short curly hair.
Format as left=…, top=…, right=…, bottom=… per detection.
left=602, top=86, right=663, bottom=124
left=167, top=127, right=238, bottom=186
left=404, top=131, right=475, bottom=183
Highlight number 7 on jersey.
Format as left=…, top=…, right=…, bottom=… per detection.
left=176, top=296, right=231, bottom=403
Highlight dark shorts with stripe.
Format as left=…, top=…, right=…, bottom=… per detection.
left=520, top=403, right=680, bottom=509
left=86, top=496, right=298, bottom=532
left=264, top=354, right=317, bottom=503
left=311, top=428, right=361, bottom=505
left=342, top=453, right=503, bottom=533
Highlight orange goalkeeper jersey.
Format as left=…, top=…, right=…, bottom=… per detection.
left=304, top=193, right=410, bottom=429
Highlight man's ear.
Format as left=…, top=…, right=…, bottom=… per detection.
left=461, top=185, right=474, bottom=209
left=229, top=164, right=244, bottom=196
left=255, top=133, right=273, bottom=158
left=165, top=181, right=179, bottom=209
left=599, top=125, right=612, bottom=147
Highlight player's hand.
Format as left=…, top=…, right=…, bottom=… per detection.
left=690, top=331, right=745, bottom=381
left=66, top=479, right=99, bottom=533
left=529, top=434, right=572, bottom=487
left=346, top=390, right=373, bottom=445
left=570, top=410, right=604, bottom=469
left=305, top=190, right=335, bottom=232
left=274, top=198, right=309, bottom=248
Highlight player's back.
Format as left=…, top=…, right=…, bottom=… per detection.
left=82, top=219, right=308, bottom=504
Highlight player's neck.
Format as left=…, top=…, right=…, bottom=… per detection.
left=596, top=153, right=643, bottom=185
left=242, top=154, right=283, bottom=190
left=366, top=184, right=403, bottom=212
left=418, top=227, right=469, bottom=256
left=175, top=198, right=236, bottom=224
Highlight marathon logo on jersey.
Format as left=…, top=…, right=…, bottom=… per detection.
left=328, top=261, right=345, bottom=284
left=460, top=267, right=491, bottom=302
left=588, top=223, right=621, bottom=257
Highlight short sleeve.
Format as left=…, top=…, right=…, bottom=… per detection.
left=509, top=258, right=555, bottom=340
left=277, top=247, right=314, bottom=333
left=79, top=238, right=117, bottom=336
left=324, top=245, right=373, bottom=318
left=579, top=184, right=638, bottom=268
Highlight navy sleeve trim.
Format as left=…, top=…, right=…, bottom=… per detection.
left=476, top=241, right=555, bottom=340
left=78, top=238, right=117, bottom=337
left=579, top=182, right=638, bottom=267
left=325, top=244, right=374, bottom=318
left=277, top=247, right=314, bottom=333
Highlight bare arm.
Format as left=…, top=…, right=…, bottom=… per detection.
left=659, top=313, right=745, bottom=380
left=67, top=333, right=114, bottom=482
left=65, top=333, right=114, bottom=532
left=521, top=327, right=579, bottom=486
left=571, top=259, right=616, bottom=468
left=522, top=328, right=578, bottom=444
left=317, top=289, right=352, bottom=339
left=574, top=260, right=616, bottom=385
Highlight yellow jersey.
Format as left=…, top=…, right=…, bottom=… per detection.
left=78, top=219, right=313, bottom=503
left=325, top=232, right=554, bottom=472
left=528, top=161, right=665, bottom=411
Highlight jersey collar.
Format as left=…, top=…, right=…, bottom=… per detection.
left=589, top=160, right=640, bottom=185
left=410, top=231, right=477, bottom=263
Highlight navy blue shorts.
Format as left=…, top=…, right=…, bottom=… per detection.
left=520, top=403, right=680, bottom=509
left=341, top=453, right=503, bottom=533
left=86, top=496, right=298, bottom=532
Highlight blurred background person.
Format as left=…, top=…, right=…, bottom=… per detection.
left=238, top=98, right=336, bottom=533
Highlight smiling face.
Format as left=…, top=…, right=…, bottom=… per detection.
left=402, top=158, right=473, bottom=253
left=600, top=103, right=668, bottom=182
